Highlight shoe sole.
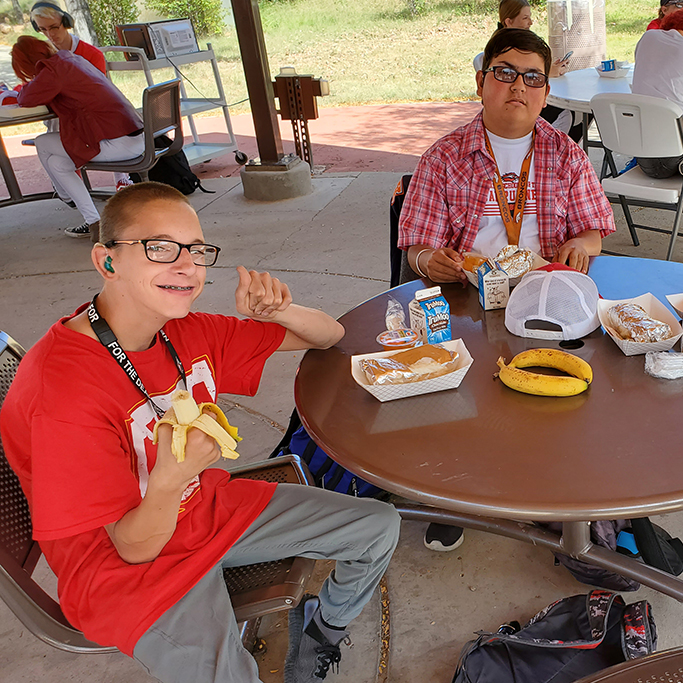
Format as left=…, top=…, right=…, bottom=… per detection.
left=424, top=531, right=465, bottom=552
left=64, top=230, right=91, bottom=239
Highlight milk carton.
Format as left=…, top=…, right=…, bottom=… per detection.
left=477, top=262, right=509, bottom=311
left=408, top=286, right=452, bottom=344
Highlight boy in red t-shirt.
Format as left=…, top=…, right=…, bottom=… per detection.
left=0, top=182, right=401, bottom=683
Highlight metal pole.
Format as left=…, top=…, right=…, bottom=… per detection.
left=394, top=504, right=683, bottom=602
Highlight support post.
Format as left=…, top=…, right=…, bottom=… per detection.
left=230, top=0, right=284, bottom=164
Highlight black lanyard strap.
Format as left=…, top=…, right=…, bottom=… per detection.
left=87, top=295, right=187, bottom=417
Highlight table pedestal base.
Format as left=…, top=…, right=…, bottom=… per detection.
left=395, top=504, right=683, bottom=601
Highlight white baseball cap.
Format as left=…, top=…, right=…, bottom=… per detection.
left=505, top=267, right=600, bottom=340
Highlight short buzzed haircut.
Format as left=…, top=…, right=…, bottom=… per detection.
left=482, top=28, right=552, bottom=76
left=97, top=182, right=192, bottom=245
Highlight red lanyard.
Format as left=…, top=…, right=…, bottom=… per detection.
left=483, top=130, right=535, bottom=246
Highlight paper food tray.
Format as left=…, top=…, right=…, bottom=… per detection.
left=465, top=251, right=549, bottom=289
left=597, top=293, right=683, bottom=356
left=0, top=104, right=50, bottom=119
left=595, top=66, right=631, bottom=79
left=665, top=293, right=683, bottom=319
left=351, top=339, right=474, bottom=402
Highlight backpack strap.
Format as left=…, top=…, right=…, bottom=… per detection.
left=196, top=181, right=215, bottom=194
left=631, top=517, right=683, bottom=575
left=586, top=590, right=621, bottom=641
left=620, top=600, right=657, bottom=659
left=268, top=408, right=302, bottom=459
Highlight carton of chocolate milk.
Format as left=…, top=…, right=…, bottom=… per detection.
left=408, top=286, right=452, bottom=344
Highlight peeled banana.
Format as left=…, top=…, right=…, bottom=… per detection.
left=152, top=390, right=241, bottom=462
left=496, top=348, right=593, bottom=397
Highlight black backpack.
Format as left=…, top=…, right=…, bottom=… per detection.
left=269, top=409, right=383, bottom=498
left=541, top=520, right=683, bottom=592
left=131, top=135, right=214, bottom=195
left=453, top=590, right=657, bottom=683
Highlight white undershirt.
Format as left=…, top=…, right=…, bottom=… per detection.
left=472, top=129, right=541, bottom=258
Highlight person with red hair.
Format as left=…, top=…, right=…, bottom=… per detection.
left=11, top=35, right=143, bottom=238
left=632, top=9, right=683, bottom=178
left=29, top=1, right=134, bottom=192
left=647, top=0, right=683, bottom=30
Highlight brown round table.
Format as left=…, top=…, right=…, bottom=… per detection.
left=295, top=256, right=683, bottom=599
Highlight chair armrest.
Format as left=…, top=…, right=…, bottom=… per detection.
left=227, top=453, right=313, bottom=486
left=0, top=548, right=116, bottom=653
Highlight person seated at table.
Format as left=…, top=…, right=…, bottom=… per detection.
left=11, top=36, right=143, bottom=240
left=0, top=181, right=401, bottom=683
left=472, top=0, right=582, bottom=142
left=632, top=9, right=683, bottom=178
left=30, top=1, right=105, bottom=72
left=29, top=1, right=134, bottom=192
left=400, top=30, right=615, bottom=551
left=646, top=0, right=683, bottom=30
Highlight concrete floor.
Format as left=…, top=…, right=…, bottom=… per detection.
left=2, top=158, right=683, bottom=681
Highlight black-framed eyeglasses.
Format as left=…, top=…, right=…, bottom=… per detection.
left=484, top=66, right=548, bottom=88
left=104, top=239, right=221, bottom=267
left=665, top=0, right=683, bottom=7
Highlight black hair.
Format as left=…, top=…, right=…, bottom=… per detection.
left=482, top=28, right=552, bottom=76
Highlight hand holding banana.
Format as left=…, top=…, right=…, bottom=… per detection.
left=152, top=390, right=241, bottom=462
left=496, top=348, right=593, bottom=397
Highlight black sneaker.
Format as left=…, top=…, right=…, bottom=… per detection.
left=64, top=223, right=91, bottom=238
left=285, top=594, right=348, bottom=682
left=424, top=523, right=465, bottom=552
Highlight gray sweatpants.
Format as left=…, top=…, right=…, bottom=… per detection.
left=133, top=483, right=401, bottom=683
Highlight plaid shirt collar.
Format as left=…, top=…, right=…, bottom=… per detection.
left=459, top=111, right=554, bottom=166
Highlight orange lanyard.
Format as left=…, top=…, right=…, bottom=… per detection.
left=483, top=130, right=535, bottom=246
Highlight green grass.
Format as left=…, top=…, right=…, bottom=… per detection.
left=0, top=0, right=658, bottom=129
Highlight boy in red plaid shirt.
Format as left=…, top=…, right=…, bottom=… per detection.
left=399, top=29, right=614, bottom=281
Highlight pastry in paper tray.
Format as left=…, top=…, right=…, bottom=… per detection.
left=359, top=344, right=459, bottom=386
left=607, top=303, right=672, bottom=343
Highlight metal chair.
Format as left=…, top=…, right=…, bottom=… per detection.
left=590, top=93, right=683, bottom=260
left=81, top=78, right=184, bottom=186
left=574, top=646, right=683, bottom=682
left=0, top=330, right=314, bottom=654
left=389, top=173, right=421, bottom=288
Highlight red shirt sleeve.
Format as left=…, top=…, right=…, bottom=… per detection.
left=29, top=412, right=142, bottom=540
left=169, top=314, right=286, bottom=397
left=74, top=41, right=107, bottom=74
left=399, top=150, right=454, bottom=250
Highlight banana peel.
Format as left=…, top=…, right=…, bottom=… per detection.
left=152, top=390, right=241, bottom=462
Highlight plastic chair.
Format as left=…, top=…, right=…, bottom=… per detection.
left=0, top=330, right=314, bottom=654
left=590, top=93, right=683, bottom=260
left=574, top=646, right=683, bottom=682
left=81, top=79, right=184, bottom=187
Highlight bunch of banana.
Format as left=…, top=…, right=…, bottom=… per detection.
left=152, top=390, right=241, bottom=462
left=496, top=348, right=593, bottom=397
